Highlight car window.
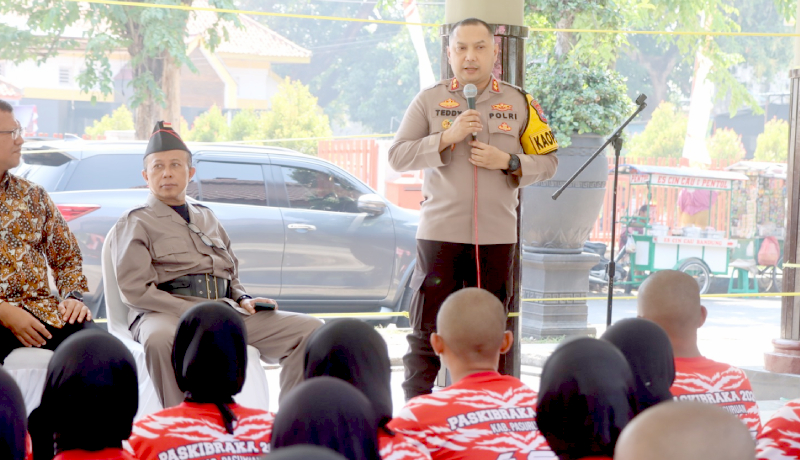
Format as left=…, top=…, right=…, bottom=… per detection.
left=281, top=165, right=364, bottom=213
left=193, top=161, right=267, bottom=206
left=64, top=154, right=146, bottom=191
left=18, top=163, right=69, bottom=191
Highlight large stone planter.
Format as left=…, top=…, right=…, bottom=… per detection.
left=520, top=134, right=609, bottom=338
left=521, top=134, right=610, bottom=253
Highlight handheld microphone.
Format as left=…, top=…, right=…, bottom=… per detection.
left=464, top=84, right=478, bottom=140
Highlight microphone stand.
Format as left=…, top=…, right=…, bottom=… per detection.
left=551, top=94, right=648, bottom=327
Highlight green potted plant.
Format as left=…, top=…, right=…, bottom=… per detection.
left=521, top=56, right=632, bottom=253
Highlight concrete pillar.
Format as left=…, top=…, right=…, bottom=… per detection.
left=765, top=0, right=800, bottom=373
left=441, top=0, right=527, bottom=378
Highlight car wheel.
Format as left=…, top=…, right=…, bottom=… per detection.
left=678, top=258, right=712, bottom=294
left=394, top=284, right=412, bottom=329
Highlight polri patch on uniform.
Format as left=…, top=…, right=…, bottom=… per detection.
left=498, top=122, right=512, bottom=132
left=439, top=99, right=460, bottom=108
left=442, top=119, right=453, bottom=130
left=530, top=98, right=547, bottom=123
left=492, top=103, right=512, bottom=112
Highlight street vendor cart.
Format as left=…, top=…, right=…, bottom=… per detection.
left=726, top=161, right=787, bottom=291
left=617, top=165, right=749, bottom=294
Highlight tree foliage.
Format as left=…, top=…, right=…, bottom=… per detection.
left=240, top=0, right=442, bottom=133
left=706, top=128, right=745, bottom=160
left=754, top=117, right=789, bottom=162
left=228, top=109, right=259, bottom=142
left=249, top=78, right=332, bottom=155
left=85, top=104, right=134, bottom=138
left=0, top=0, right=239, bottom=138
left=185, top=105, right=228, bottom=142
left=627, top=102, right=688, bottom=158
left=528, top=58, right=632, bottom=147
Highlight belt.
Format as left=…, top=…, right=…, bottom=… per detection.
left=157, top=274, right=230, bottom=300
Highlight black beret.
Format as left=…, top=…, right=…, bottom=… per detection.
left=145, top=121, right=191, bottom=158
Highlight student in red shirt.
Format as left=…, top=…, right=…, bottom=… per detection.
left=128, top=302, right=274, bottom=460
left=601, top=318, right=675, bottom=412
left=304, top=319, right=431, bottom=460
left=388, top=288, right=553, bottom=460
left=616, top=401, right=755, bottom=460
left=28, top=330, right=139, bottom=460
left=272, top=376, right=381, bottom=460
left=756, top=399, right=800, bottom=459
left=537, top=337, right=638, bottom=460
left=0, top=366, right=30, bottom=460
left=637, top=270, right=762, bottom=437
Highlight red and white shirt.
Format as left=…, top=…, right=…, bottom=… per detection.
left=757, top=400, right=800, bottom=460
left=387, top=372, right=554, bottom=460
left=670, top=357, right=762, bottom=437
left=380, top=430, right=432, bottom=460
left=128, top=402, right=274, bottom=460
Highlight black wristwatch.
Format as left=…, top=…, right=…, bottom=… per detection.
left=236, top=294, right=253, bottom=304
left=505, top=153, right=521, bottom=174
left=65, top=290, right=84, bottom=302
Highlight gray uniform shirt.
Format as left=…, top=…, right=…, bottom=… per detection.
left=389, top=76, right=558, bottom=244
left=111, top=193, right=247, bottom=326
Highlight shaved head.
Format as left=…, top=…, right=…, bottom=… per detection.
left=615, top=401, right=755, bottom=460
left=436, top=288, right=507, bottom=362
left=637, top=270, right=704, bottom=339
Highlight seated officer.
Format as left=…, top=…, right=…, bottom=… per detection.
left=110, top=121, right=321, bottom=408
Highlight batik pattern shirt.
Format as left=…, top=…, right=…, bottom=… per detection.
left=388, top=372, right=555, bottom=460
left=756, top=400, right=800, bottom=460
left=128, top=402, right=274, bottom=460
left=0, top=172, right=87, bottom=327
left=671, top=356, right=762, bottom=437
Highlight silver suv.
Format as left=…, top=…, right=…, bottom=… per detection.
left=17, top=141, right=419, bottom=324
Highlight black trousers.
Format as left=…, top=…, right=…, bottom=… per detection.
left=0, top=315, right=99, bottom=363
left=401, top=239, right=515, bottom=399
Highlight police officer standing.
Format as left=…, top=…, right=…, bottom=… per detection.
left=111, top=122, right=322, bottom=407
left=389, top=18, right=558, bottom=399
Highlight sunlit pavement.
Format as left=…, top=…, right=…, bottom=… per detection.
left=262, top=295, right=784, bottom=419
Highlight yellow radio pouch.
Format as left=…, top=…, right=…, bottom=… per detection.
left=520, top=93, right=558, bottom=155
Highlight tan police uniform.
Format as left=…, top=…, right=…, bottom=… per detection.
left=111, top=193, right=322, bottom=407
left=389, top=76, right=558, bottom=398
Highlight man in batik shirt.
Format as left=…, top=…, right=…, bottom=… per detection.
left=0, top=99, right=93, bottom=362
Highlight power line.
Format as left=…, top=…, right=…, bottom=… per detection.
left=64, top=0, right=800, bottom=37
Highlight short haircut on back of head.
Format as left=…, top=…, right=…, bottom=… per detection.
left=637, top=270, right=703, bottom=338
left=436, top=288, right=507, bottom=362
left=0, top=100, right=14, bottom=114
left=450, top=17, right=494, bottom=39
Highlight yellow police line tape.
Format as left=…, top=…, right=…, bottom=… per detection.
left=64, top=0, right=800, bottom=39
left=89, top=290, right=800, bottom=323
left=784, top=263, right=800, bottom=268
left=22, top=133, right=398, bottom=155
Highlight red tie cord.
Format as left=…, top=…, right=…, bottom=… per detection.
left=473, top=163, right=481, bottom=289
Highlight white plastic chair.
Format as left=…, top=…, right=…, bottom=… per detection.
left=3, top=347, right=54, bottom=415
left=101, top=227, right=270, bottom=418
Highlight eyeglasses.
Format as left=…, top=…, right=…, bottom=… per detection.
left=0, top=127, right=23, bottom=140
left=187, top=222, right=221, bottom=249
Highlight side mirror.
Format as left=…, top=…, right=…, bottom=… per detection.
left=357, top=193, right=387, bottom=216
